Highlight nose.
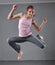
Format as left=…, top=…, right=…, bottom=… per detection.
left=30, top=12, right=33, bottom=16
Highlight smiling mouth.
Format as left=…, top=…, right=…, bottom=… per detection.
left=29, top=14, right=32, bottom=16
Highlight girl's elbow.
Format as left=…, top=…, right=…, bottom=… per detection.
left=7, top=16, right=12, bottom=20
left=37, top=30, right=40, bottom=32
left=37, top=28, right=41, bottom=32
left=7, top=16, right=10, bottom=19
left=7, top=15, right=13, bottom=20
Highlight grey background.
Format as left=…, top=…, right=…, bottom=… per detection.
left=0, top=3, right=55, bottom=61
left=0, top=0, right=55, bottom=4
left=0, top=61, right=55, bottom=65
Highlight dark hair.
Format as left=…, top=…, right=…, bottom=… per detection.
left=27, top=5, right=34, bottom=11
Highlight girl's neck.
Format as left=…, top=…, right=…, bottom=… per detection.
left=25, top=13, right=31, bottom=19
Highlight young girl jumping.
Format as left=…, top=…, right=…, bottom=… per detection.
left=7, top=4, right=47, bottom=61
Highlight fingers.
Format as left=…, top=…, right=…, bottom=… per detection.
left=12, top=4, right=17, bottom=10
left=42, top=17, right=47, bottom=24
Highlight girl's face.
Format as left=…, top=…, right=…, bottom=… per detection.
left=26, top=8, right=35, bottom=18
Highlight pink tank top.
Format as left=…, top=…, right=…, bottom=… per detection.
left=18, top=14, right=32, bottom=37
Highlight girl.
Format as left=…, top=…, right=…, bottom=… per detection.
left=7, top=4, right=47, bottom=61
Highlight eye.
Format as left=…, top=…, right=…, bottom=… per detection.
left=29, top=11, right=34, bottom=14
left=29, top=11, right=32, bottom=13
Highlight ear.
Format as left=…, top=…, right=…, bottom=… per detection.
left=33, top=10, right=35, bottom=16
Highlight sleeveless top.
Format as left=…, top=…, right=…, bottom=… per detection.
left=18, top=14, right=32, bottom=37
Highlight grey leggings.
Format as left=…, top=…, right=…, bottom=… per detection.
left=7, top=35, right=46, bottom=53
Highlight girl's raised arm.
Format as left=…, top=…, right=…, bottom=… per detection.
left=7, top=5, right=23, bottom=20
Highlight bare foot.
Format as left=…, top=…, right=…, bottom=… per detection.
left=40, top=35, right=43, bottom=40
left=17, top=51, right=23, bottom=61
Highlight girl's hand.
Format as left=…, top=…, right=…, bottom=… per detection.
left=12, top=4, right=17, bottom=10
left=42, top=17, right=47, bottom=24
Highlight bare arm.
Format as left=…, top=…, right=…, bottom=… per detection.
left=32, top=18, right=47, bottom=32
left=7, top=5, right=23, bottom=20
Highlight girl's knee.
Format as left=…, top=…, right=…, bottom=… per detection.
left=7, top=37, right=13, bottom=45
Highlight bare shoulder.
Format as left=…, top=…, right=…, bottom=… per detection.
left=17, top=12, right=24, bottom=18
